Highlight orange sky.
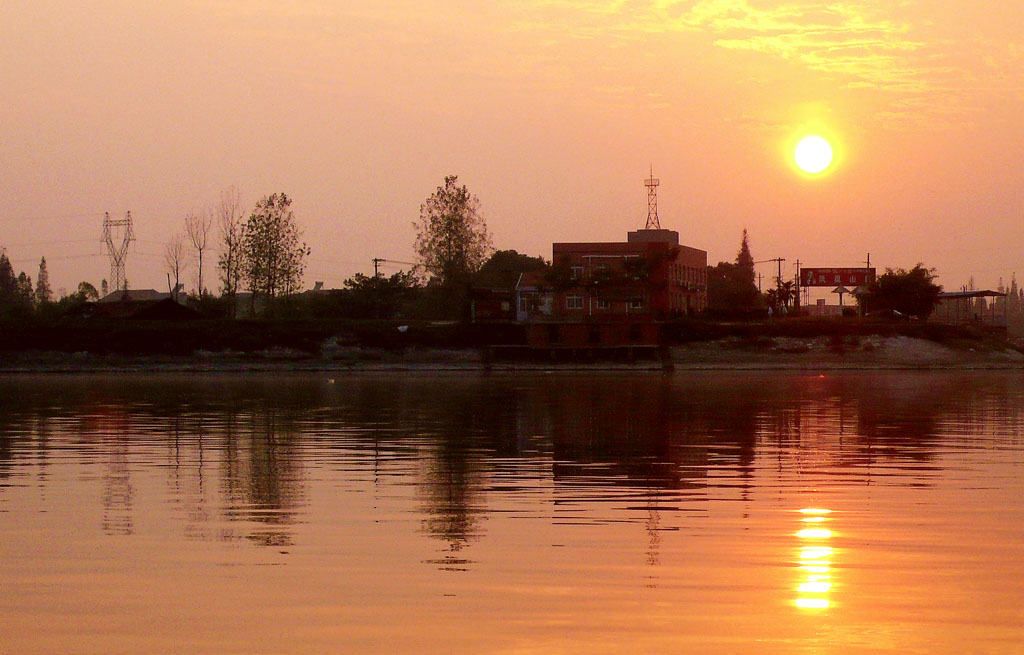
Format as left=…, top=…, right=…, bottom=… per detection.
left=2, top=1, right=1023, bottom=294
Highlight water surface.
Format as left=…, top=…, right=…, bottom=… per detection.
left=1, top=372, right=1023, bottom=654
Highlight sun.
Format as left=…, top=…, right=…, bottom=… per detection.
left=794, top=135, right=833, bottom=174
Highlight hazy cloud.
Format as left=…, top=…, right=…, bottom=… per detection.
left=522, top=0, right=1021, bottom=128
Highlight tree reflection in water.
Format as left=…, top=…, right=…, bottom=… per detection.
left=0, top=372, right=1023, bottom=564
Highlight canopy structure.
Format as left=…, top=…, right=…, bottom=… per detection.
left=933, top=290, right=1007, bottom=327
left=831, top=285, right=852, bottom=306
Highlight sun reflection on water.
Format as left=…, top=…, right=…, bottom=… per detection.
left=795, top=508, right=834, bottom=610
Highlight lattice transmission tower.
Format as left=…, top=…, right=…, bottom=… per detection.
left=644, top=166, right=660, bottom=229
left=101, top=211, right=135, bottom=293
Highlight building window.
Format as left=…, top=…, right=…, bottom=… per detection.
left=571, top=266, right=584, bottom=279
left=629, top=297, right=643, bottom=310
left=566, top=295, right=585, bottom=310
left=596, top=298, right=610, bottom=310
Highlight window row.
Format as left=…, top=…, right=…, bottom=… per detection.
left=566, top=295, right=642, bottom=310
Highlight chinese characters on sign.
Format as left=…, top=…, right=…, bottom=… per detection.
left=800, top=268, right=876, bottom=287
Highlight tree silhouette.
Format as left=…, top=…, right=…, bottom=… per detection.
left=414, top=175, right=491, bottom=286
left=35, top=257, right=52, bottom=304
left=241, top=193, right=310, bottom=307
left=862, top=264, right=942, bottom=319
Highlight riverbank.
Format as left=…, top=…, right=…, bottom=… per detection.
left=2, top=335, right=1023, bottom=373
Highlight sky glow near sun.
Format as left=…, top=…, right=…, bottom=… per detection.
left=1, top=1, right=1024, bottom=292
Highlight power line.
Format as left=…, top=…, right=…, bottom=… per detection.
left=1, top=239, right=98, bottom=248
left=8, top=253, right=104, bottom=264
left=1, top=212, right=105, bottom=222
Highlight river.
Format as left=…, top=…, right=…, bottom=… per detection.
left=1, top=372, right=1022, bottom=654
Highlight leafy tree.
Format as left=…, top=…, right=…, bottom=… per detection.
left=414, top=175, right=492, bottom=288
left=544, top=256, right=576, bottom=291
left=241, top=193, right=310, bottom=308
left=706, top=232, right=761, bottom=315
left=78, top=281, right=99, bottom=301
left=0, top=250, right=33, bottom=318
left=623, top=256, right=652, bottom=282
left=48, top=281, right=99, bottom=314
left=861, top=264, right=942, bottom=319
left=16, top=272, right=33, bottom=305
left=779, top=280, right=795, bottom=308
left=35, top=257, right=52, bottom=304
left=342, top=270, right=421, bottom=319
left=0, top=250, right=17, bottom=299
left=473, top=249, right=547, bottom=288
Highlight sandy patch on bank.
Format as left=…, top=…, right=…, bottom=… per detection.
left=669, top=336, right=1024, bottom=369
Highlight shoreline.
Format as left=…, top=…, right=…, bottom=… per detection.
left=2, top=339, right=1023, bottom=374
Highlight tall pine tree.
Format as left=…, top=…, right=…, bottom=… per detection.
left=35, top=257, right=52, bottom=304
left=737, top=228, right=755, bottom=285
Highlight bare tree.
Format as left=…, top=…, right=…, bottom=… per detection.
left=185, top=208, right=213, bottom=297
left=164, top=234, right=188, bottom=301
left=217, top=187, right=243, bottom=316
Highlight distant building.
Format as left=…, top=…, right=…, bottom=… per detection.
left=933, top=290, right=1007, bottom=328
left=73, top=297, right=201, bottom=320
left=514, top=228, right=706, bottom=348
left=516, top=228, right=707, bottom=323
left=97, top=289, right=171, bottom=304
left=469, top=287, right=516, bottom=322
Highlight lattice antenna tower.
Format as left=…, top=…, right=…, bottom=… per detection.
left=644, top=166, right=661, bottom=230
left=101, top=211, right=135, bottom=292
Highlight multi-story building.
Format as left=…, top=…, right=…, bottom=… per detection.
left=516, top=228, right=707, bottom=324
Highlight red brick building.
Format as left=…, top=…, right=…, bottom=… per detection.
left=517, top=228, right=707, bottom=323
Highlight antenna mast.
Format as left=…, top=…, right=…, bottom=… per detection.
left=101, top=211, right=135, bottom=293
left=644, top=166, right=660, bottom=230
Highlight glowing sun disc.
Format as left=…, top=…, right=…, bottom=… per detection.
left=795, top=136, right=833, bottom=174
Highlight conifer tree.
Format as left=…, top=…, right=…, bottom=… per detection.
left=736, top=228, right=755, bottom=285
left=17, top=272, right=33, bottom=305
left=35, top=257, right=52, bottom=304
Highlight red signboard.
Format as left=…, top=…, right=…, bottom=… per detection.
left=800, top=267, right=876, bottom=287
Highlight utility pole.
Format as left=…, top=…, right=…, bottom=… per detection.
left=372, top=258, right=419, bottom=277
left=777, top=258, right=785, bottom=306
left=755, top=257, right=786, bottom=309
left=794, top=259, right=801, bottom=310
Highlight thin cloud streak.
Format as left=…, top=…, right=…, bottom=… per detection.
left=522, top=0, right=1018, bottom=128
